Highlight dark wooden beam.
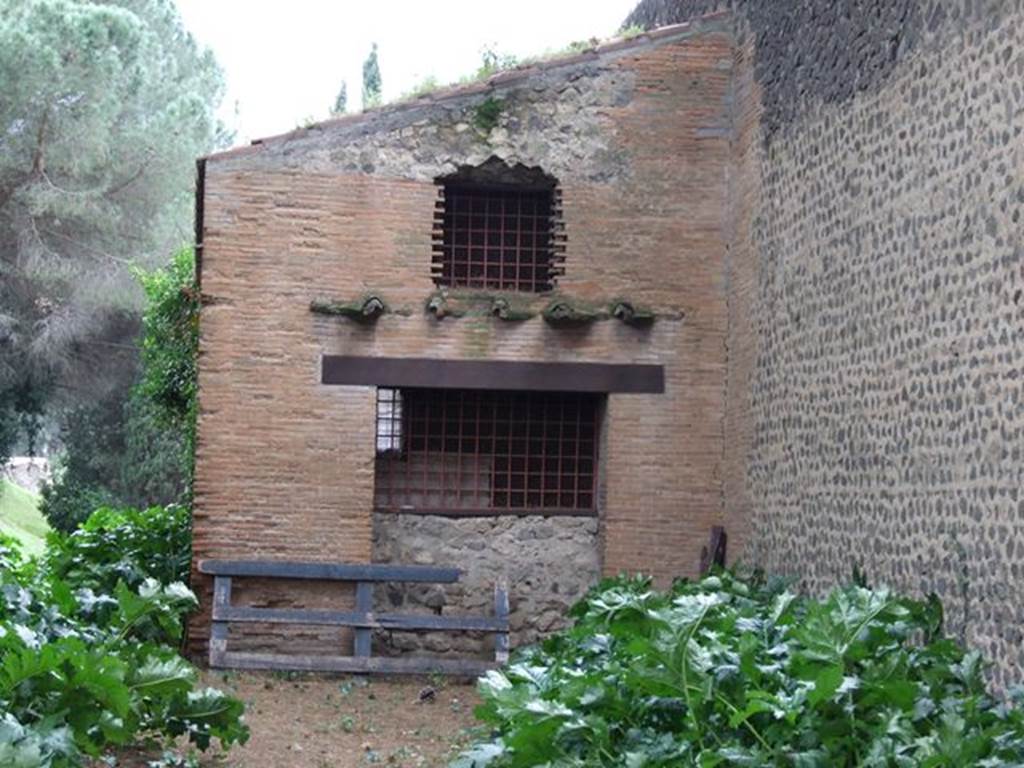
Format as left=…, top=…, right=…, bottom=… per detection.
left=212, top=605, right=509, bottom=632
left=197, top=560, right=461, bottom=583
left=321, top=356, right=665, bottom=393
left=373, top=506, right=597, bottom=518
left=217, top=651, right=497, bottom=676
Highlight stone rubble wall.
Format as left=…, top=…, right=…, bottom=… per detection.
left=371, top=514, right=600, bottom=657
left=626, top=1, right=1019, bottom=139
left=629, top=0, right=1024, bottom=686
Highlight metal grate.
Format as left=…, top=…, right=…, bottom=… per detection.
left=431, top=184, right=565, bottom=292
left=375, top=388, right=599, bottom=516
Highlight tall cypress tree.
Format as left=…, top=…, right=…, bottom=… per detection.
left=362, top=43, right=382, bottom=109
left=331, top=80, right=348, bottom=116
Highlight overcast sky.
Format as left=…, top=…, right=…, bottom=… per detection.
left=175, top=0, right=639, bottom=146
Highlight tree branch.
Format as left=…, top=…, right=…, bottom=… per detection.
left=104, top=161, right=150, bottom=198
left=30, top=108, right=49, bottom=179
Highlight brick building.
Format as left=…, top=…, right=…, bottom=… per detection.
left=191, top=17, right=736, bottom=658
left=193, top=0, right=1024, bottom=683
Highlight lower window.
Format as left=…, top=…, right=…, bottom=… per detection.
left=374, top=388, right=600, bottom=515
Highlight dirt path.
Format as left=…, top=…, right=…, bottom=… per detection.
left=199, top=670, right=483, bottom=767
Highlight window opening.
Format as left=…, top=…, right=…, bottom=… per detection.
left=431, top=160, right=564, bottom=291
left=374, top=388, right=599, bottom=515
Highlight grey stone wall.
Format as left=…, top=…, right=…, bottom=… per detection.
left=372, top=514, right=600, bottom=656
left=208, top=44, right=646, bottom=184
left=626, top=0, right=1020, bottom=138
left=738, top=15, right=1024, bottom=685
left=629, top=0, right=1024, bottom=685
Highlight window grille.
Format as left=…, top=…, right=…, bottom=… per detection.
left=374, top=388, right=599, bottom=515
left=431, top=183, right=564, bottom=292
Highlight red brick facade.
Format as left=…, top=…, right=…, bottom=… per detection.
left=190, top=18, right=737, bottom=654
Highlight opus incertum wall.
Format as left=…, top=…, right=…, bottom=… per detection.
left=628, top=0, right=1024, bottom=686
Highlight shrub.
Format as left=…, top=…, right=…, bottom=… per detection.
left=0, top=506, right=246, bottom=767
left=40, top=245, right=198, bottom=533
left=136, top=246, right=200, bottom=498
left=456, top=572, right=1024, bottom=767
left=42, top=505, right=191, bottom=599
left=39, top=387, right=189, bottom=533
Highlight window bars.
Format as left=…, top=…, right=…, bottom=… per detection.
left=431, top=184, right=565, bottom=292
left=374, top=388, right=599, bottom=516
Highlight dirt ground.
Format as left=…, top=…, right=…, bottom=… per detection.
left=98, top=671, right=485, bottom=768
left=212, top=671, right=483, bottom=767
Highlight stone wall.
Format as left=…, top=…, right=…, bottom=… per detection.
left=626, top=1, right=1019, bottom=138
left=190, top=19, right=737, bottom=655
left=372, top=514, right=599, bottom=656
left=629, top=0, right=1024, bottom=685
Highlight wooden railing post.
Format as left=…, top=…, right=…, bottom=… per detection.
left=494, top=581, right=509, bottom=665
left=354, top=581, right=373, bottom=658
left=210, top=575, right=232, bottom=667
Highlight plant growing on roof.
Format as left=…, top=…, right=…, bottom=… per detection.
left=473, top=97, right=505, bottom=134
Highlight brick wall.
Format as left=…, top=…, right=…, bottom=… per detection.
left=190, top=20, right=737, bottom=654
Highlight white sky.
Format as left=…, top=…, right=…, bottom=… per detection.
left=175, top=0, right=639, bottom=146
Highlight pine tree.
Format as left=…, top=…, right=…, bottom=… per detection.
left=362, top=43, right=382, bottom=109
left=0, top=0, right=224, bottom=458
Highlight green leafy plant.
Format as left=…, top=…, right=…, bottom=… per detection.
left=0, top=505, right=247, bottom=767
left=135, top=247, right=201, bottom=493
left=401, top=75, right=442, bottom=101
left=455, top=572, right=1024, bottom=766
left=42, top=505, right=191, bottom=604
left=473, top=97, right=505, bottom=134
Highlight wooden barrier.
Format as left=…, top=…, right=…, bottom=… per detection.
left=198, top=559, right=509, bottom=676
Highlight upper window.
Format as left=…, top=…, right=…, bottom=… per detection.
left=431, top=159, right=564, bottom=292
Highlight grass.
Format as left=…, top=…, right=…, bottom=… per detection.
left=393, top=26, right=651, bottom=106
left=0, top=478, right=50, bottom=556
